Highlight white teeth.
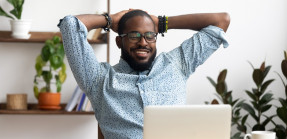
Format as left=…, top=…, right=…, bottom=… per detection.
left=136, top=51, right=147, bottom=54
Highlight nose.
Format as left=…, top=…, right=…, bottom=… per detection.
left=137, top=36, right=148, bottom=46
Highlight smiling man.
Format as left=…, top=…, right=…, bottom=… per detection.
left=58, top=9, right=230, bottom=139
left=116, top=12, right=157, bottom=71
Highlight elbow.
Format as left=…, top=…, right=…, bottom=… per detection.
left=217, top=12, right=231, bottom=32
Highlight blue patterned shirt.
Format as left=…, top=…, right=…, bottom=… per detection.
left=58, top=15, right=228, bottom=139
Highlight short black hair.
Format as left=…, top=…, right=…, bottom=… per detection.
left=118, top=10, right=155, bottom=35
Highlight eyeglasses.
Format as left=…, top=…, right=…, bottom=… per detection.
left=119, top=31, right=158, bottom=43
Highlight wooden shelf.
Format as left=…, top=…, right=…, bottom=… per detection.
left=0, top=31, right=106, bottom=44
left=0, top=103, right=94, bottom=115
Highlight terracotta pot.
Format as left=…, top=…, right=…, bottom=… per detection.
left=38, top=92, right=61, bottom=110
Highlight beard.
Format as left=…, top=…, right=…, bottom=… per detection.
left=121, top=46, right=156, bottom=72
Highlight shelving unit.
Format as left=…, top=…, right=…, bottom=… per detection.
left=0, top=31, right=106, bottom=44
left=0, top=103, right=94, bottom=115
left=0, top=1, right=110, bottom=119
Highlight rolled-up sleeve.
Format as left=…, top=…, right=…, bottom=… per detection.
left=57, top=15, right=102, bottom=93
left=168, top=25, right=229, bottom=77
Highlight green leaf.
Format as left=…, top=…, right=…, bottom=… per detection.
left=253, top=88, right=262, bottom=98
left=35, top=62, right=42, bottom=76
left=53, top=36, right=61, bottom=44
left=278, top=98, right=287, bottom=107
left=61, top=63, right=66, bottom=71
left=262, top=115, right=275, bottom=126
left=0, top=7, right=14, bottom=19
left=216, top=82, right=225, bottom=95
left=277, top=107, right=287, bottom=125
left=281, top=60, right=287, bottom=79
left=36, top=55, right=46, bottom=66
left=251, top=101, right=259, bottom=110
left=33, top=85, right=39, bottom=99
left=57, top=44, right=65, bottom=58
left=231, top=98, right=239, bottom=106
left=48, top=43, right=55, bottom=54
left=217, top=69, right=227, bottom=83
left=207, top=77, right=216, bottom=88
left=274, top=125, right=287, bottom=139
left=275, top=71, right=286, bottom=87
left=50, top=54, right=63, bottom=70
left=234, top=100, right=245, bottom=108
left=247, top=61, right=255, bottom=69
left=261, top=79, right=274, bottom=94
left=245, top=90, right=257, bottom=101
left=260, top=62, right=265, bottom=71
left=241, top=103, right=258, bottom=121
left=263, top=66, right=271, bottom=79
left=58, top=68, right=66, bottom=83
left=236, top=125, right=247, bottom=134
left=7, top=0, right=24, bottom=19
left=41, top=45, right=50, bottom=61
left=261, top=105, right=272, bottom=113
left=231, top=132, right=242, bottom=139
left=35, top=55, right=46, bottom=76
left=259, top=93, right=273, bottom=105
left=241, top=115, right=248, bottom=125
left=253, top=69, right=264, bottom=87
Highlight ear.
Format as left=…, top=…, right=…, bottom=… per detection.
left=116, top=36, right=122, bottom=49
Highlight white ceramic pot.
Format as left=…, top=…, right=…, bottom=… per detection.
left=10, top=19, right=32, bottom=39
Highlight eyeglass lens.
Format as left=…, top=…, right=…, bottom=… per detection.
left=128, top=32, right=157, bottom=43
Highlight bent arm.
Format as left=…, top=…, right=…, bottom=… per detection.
left=76, top=10, right=129, bottom=32
left=168, top=13, right=230, bottom=32
left=75, top=14, right=107, bottom=31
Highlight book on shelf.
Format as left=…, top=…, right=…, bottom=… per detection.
left=65, top=86, right=94, bottom=112
left=65, top=86, right=82, bottom=112
left=84, top=99, right=93, bottom=112
left=76, top=92, right=86, bottom=111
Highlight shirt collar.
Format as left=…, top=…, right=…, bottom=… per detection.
left=113, top=58, right=137, bottom=74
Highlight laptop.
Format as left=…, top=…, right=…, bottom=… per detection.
left=143, top=105, right=231, bottom=139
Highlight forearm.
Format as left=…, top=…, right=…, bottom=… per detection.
left=168, top=13, right=230, bottom=32
left=76, top=14, right=107, bottom=31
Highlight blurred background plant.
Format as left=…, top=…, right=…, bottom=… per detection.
left=207, top=69, right=247, bottom=139
left=0, top=0, right=24, bottom=20
left=241, top=61, right=275, bottom=131
left=33, top=36, right=66, bottom=99
left=271, top=51, right=287, bottom=139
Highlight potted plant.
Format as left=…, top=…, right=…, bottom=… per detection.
left=241, top=61, right=275, bottom=131
left=0, top=0, right=31, bottom=39
left=207, top=69, right=247, bottom=139
left=33, top=36, right=66, bottom=110
left=272, top=51, right=287, bottom=139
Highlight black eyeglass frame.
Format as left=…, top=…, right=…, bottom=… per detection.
left=119, top=31, right=158, bottom=43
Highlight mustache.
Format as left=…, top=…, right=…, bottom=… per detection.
left=130, top=45, right=152, bottom=51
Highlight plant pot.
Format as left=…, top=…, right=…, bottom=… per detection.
left=38, top=92, right=61, bottom=110
left=10, top=19, right=32, bottom=39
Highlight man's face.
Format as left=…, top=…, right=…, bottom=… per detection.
left=117, top=16, right=157, bottom=71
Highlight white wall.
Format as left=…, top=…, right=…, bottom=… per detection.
left=0, top=0, right=286, bottom=138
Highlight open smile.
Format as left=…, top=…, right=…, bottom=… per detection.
left=133, top=48, right=151, bottom=58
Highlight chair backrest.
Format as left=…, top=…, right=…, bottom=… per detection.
left=98, top=125, right=104, bottom=139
